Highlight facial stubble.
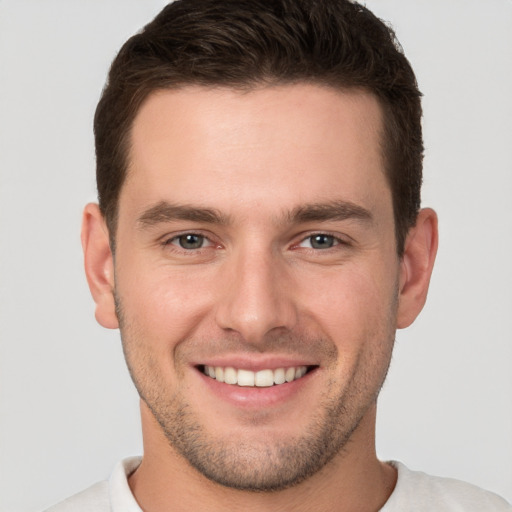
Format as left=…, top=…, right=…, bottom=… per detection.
left=115, top=292, right=397, bottom=492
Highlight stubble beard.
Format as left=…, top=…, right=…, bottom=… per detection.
left=143, top=373, right=367, bottom=492
left=115, top=296, right=396, bottom=492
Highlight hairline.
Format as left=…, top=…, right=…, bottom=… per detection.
left=105, top=80, right=407, bottom=255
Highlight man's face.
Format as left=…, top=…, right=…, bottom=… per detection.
left=112, top=85, right=400, bottom=490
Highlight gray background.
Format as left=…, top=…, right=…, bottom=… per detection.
left=1, top=1, right=511, bottom=510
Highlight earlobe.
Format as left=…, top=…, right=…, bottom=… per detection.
left=397, top=208, right=438, bottom=329
left=81, top=203, right=119, bottom=329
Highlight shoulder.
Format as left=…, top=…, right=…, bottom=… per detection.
left=43, top=481, right=109, bottom=512
left=382, top=461, right=512, bottom=511
left=43, top=457, right=142, bottom=512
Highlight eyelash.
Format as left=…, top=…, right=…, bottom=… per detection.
left=162, top=232, right=215, bottom=252
left=161, top=231, right=349, bottom=253
left=295, top=233, right=347, bottom=250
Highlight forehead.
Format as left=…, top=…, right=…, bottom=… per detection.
left=121, top=84, right=389, bottom=220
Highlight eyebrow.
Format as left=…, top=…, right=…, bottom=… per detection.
left=287, top=200, right=373, bottom=224
left=136, top=199, right=372, bottom=229
left=137, top=201, right=230, bottom=227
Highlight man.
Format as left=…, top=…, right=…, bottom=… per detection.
left=46, top=0, right=511, bottom=510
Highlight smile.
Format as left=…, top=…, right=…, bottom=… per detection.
left=201, top=365, right=311, bottom=387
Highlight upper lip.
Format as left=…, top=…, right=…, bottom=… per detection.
left=192, top=356, right=318, bottom=372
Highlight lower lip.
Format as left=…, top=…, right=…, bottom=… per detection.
left=197, top=368, right=316, bottom=408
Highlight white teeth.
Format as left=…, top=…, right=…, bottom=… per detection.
left=285, top=367, right=296, bottom=382
left=273, top=368, right=286, bottom=385
left=296, top=366, right=307, bottom=378
left=255, top=369, right=274, bottom=387
left=203, top=365, right=309, bottom=387
left=224, top=367, right=237, bottom=385
left=237, top=369, right=255, bottom=387
left=215, top=367, right=224, bottom=383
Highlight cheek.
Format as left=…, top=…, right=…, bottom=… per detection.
left=304, top=268, right=397, bottom=402
left=300, top=264, right=398, bottom=350
left=116, top=262, right=218, bottom=345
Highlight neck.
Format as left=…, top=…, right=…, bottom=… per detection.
left=129, top=403, right=397, bottom=512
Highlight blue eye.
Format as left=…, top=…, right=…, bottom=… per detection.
left=300, top=234, right=339, bottom=249
left=172, top=234, right=208, bottom=250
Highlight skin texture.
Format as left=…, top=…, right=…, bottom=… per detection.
left=82, top=84, right=438, bottom=511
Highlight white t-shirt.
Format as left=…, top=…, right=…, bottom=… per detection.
left=44, top=457, right=512, bottom=511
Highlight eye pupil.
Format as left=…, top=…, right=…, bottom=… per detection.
left=178, top=234, right=204, bottom=249
left=310, top=234, right=334, bottom=249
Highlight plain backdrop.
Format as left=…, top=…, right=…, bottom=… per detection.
left=1, top=1, right=511, bottom=511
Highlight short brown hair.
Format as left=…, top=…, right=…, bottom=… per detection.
left=94, top=0, right=423, bottom=254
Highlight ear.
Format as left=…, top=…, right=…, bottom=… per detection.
left=397, top=208, right=438, bottom=329
left=81, top=203, right=119, bottom=329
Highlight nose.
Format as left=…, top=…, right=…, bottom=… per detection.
left=215, top=247, right=298, bottom=346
